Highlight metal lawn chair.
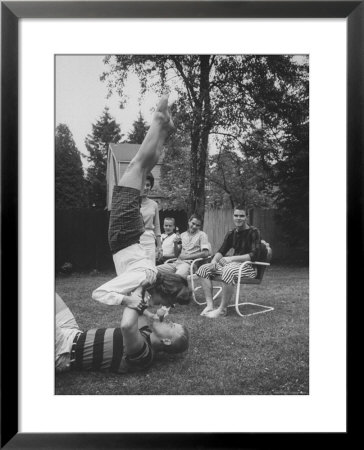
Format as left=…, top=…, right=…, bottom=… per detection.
left=189, top=241, right=273, bottom=317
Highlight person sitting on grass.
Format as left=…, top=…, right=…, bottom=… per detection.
left=91, top=95, right=190, bottom=309
left=55, top=293, right=189, bottom=374
left=196, top=206, right=264, bottom=318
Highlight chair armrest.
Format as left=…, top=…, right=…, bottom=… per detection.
left=190, top=256, right=212, bottom=275
left=164, top=258, right=177, bottom=264
left=250, top=261, right=270, bottom=267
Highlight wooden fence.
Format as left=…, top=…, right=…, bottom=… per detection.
left=55, top=208, right=189, bottom=272
left=56, top=206, right=302, bottom=271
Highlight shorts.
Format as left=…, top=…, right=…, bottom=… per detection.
left=108, top=186, right=145, bottom=254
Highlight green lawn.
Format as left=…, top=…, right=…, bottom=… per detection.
left=55, top=265, right=309, bottom=395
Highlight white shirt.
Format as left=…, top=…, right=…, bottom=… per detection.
left=181, top=230, right=210, bottom=259
left=92, top=243, right=157, bottom=306
left=161, top=232, right=176, bottom=257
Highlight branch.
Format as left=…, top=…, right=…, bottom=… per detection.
left=170, top=56, right=199, bottom=107
left=210, top=131, right=248, bottom=152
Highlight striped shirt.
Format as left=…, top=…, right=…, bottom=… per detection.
left=71, top=326, right=153, bottom=373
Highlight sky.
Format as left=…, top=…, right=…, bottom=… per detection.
left=55, top=55, right=161, bottom=167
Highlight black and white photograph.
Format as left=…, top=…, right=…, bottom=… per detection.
left=2, top=1, right=354, bottom=443
left=55, top=54, right=309, bottom=395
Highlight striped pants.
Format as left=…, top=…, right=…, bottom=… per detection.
left=196, top=261, right=257, bottom=284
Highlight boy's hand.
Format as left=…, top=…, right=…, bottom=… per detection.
left=219, top=257, right=230, bottom=266
left=123, top=294, right=145, bottom=311
left=154, top=307, right=170, bottom=322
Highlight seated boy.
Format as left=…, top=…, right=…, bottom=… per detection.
left=157, top=217, right=177, bottom=264
left=157, top=214, right=210, bottom=279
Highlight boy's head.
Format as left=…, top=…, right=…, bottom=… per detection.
left=151, top=320, right=189, bottom=354
left=147, top=272, right=191, bottom=308
left=163, top=217, right=175, bottom=235
left=187, top=214, right=202, bottom=234
left=233, top=206, right=248, bottom=229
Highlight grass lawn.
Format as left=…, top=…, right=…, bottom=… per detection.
left=55, top=265, right=308, bottom=395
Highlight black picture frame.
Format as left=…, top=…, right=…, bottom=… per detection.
left=1, top=1, right=359, bottom=448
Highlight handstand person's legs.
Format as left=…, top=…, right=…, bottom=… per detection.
left=120, top=95, right=174, bottom=191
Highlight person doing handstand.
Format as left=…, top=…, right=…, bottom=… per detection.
left=92, top=95, right=190, bottom=310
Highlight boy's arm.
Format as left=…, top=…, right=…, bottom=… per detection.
left=121, top=306, right=146, bottom=356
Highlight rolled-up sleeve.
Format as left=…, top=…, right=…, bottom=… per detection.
left=199, top=232, right=210, bottom=251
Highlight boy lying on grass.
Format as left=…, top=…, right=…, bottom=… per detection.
left=55, top=293, right=189, bottom=374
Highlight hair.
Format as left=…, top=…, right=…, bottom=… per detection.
left=151, top=272, right=191, bottom=306
left=146, top=173, right=154, bottom=189
left=164, top=217, right=175, bottom=225
left=234, top=204, right=246, bottom=213
left=164, top=324, right=190, bottom=354
left=188, top=213, right=203, bottom=224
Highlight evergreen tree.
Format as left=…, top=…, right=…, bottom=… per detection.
left=126, top=112, right=149, bottom=143
left=85, top=107, right=122, bottom=208
left=55, top=124, right=87, bottom=208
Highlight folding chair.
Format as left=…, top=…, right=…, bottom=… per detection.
left=189, top=242, right=273, bottom=317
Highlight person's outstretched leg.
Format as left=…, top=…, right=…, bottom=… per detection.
left=120, top=95, right=174, bottom=191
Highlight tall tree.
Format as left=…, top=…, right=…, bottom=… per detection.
left=102, top=55, right=307, bottom=219
left=85, top=107, right=122, bottom=208
left=126, top=111, right=149, bottom=143
left=158, top=101, right=191, bottom=210
left=55, top=123, right=87, bottom=208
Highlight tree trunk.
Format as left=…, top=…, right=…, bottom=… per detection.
left=188, top=55, right=212, bottom=223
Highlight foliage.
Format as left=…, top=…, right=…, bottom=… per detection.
left=159, top=101, right=191, bottom=210
left=125, top=111, right=149, bottom=144
left=206, top=145, right=275, bottom=209
left=272, top=60, right=309, bottom=256
left=55, top=123, right=87, bottom=208
left=274, top=120, right=309, bottom=258
left=85, top=107, right=122, bottom=207
left=102, top=55, right=308, bottom=221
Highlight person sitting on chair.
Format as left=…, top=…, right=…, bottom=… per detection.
left=92, top=95, right=190, bottom=309
left=196, top=206, right=263, bottom=318
left=55, top=293, right=189, bottom=374
left=157, top=214, right=210, bottom=279
left=157, top=217, right=178, bottom=264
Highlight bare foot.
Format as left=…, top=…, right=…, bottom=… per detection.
left=200, top=305, right=214, bottom=316
left=205, top=308, right=227, bottom=318
left=154, top=95, right=175, bottom=131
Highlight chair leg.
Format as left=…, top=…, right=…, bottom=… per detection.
left=234, top=284, right=274, bottom=317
